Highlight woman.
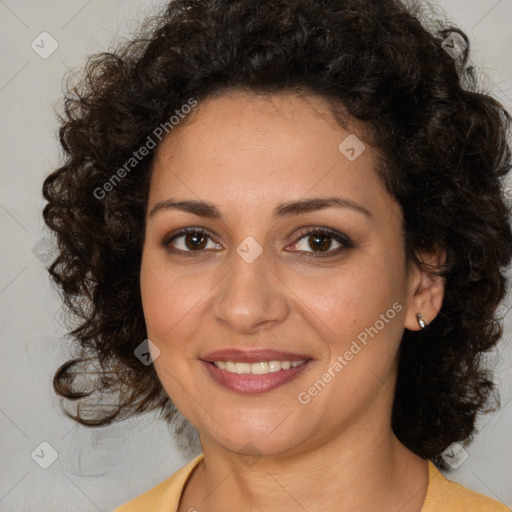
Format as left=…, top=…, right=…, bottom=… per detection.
left=42, top=0, right=512, bottom=510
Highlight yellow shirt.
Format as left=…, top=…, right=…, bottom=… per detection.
left=114, top=454, right=510, bottom=511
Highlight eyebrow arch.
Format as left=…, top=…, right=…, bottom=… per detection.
left=149, top=196, right=372, bottom=220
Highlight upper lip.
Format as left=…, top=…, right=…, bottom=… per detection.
left=201, top=349, right=311, bottom=363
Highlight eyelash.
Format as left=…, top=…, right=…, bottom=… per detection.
left=160, top=226, right=354, bottom=258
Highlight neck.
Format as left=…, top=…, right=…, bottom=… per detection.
left=178, top=421, right=429, bottom=512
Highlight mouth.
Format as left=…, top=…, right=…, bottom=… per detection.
left=211, top=359, right=307, bottom=374
left=201, top=349, right=312, bottom=394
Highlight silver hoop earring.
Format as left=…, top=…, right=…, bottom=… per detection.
left=417, top=313, right=429, bottom=329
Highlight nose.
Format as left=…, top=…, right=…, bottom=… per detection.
left=212, top=248, right=290, bottom=334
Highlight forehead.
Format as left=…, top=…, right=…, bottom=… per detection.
left=147, top=91, right=398, bottom=225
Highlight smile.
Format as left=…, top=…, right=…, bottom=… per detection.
left=212, top=360, right=307, bottom=374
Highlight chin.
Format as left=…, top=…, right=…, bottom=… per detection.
left=197, top=415, right=311, bottom=458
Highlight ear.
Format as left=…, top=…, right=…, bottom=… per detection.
left=404, top=247, right=446, bottom=331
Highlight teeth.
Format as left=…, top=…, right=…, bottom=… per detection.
left=251, top=362, right=269, bottom=375
left=235, top=362, right=251, bottom=374
left=213, top=360, right=306, bottom=375
left=268, top=360, right=281, bottom=372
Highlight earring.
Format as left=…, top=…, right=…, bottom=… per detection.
left=417, top=313, right=429, bottom=329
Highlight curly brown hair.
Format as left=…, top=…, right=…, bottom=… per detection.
left=42, top=0, right=512, bottom=469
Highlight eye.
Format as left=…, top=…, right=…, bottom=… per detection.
left=161, top=226, right=353, bottom=258
left=287, top=227, right=353, bottom=257
left=162, top=228, right=222, bottom=256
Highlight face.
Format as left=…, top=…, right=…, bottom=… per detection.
left=140, top=91, right=419, bottom=458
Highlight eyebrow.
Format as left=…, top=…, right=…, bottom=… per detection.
left=149, top=196, right=372, bottom=219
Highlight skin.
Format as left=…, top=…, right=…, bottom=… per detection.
left=140, top=90, right=445, bottom=512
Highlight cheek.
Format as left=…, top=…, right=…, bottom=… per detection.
left=293, top=253, right=406, bottom=367
left=140, top=253, right=204, bottom=339
left=294, top=275, right=405, bottom=416
left=291, top=255, right=404, bottom=330
left=140, top=261, right=173, bottom=336
left=139, top=255, right=198, bottom=404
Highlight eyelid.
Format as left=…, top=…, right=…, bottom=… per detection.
left=161, top=226, right=354, bottom=256
left=160, top=227, right=221, bottom=256
left=288, top=226, right=354, bottom=256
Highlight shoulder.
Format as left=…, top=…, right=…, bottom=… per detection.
left=114, top=454, right=204, bottom=512
left=113, top=454, right=510, bottom=512
left=423, top=460, right=510, bottom=512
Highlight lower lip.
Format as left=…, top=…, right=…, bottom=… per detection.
left=202, top=360, right=312, bottom=394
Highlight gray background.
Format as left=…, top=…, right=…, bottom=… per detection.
left=1, top=1, right=511, bottom=510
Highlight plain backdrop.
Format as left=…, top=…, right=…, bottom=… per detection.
left=1, top=1, right=511, bottom=510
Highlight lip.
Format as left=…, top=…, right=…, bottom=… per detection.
left=202, top=360, right=311, bottom=394
left=201, top=348, right=311, bottom=363
left=200, top=349, right=313, bottom=394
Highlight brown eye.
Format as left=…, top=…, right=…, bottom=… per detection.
left=162, top=228, right=223, bottom=255
left=307, top=233, right=333, bottom=252
left=184, top=232, right=208, bottom=250
left=287, top=227, right=353, bottom=257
